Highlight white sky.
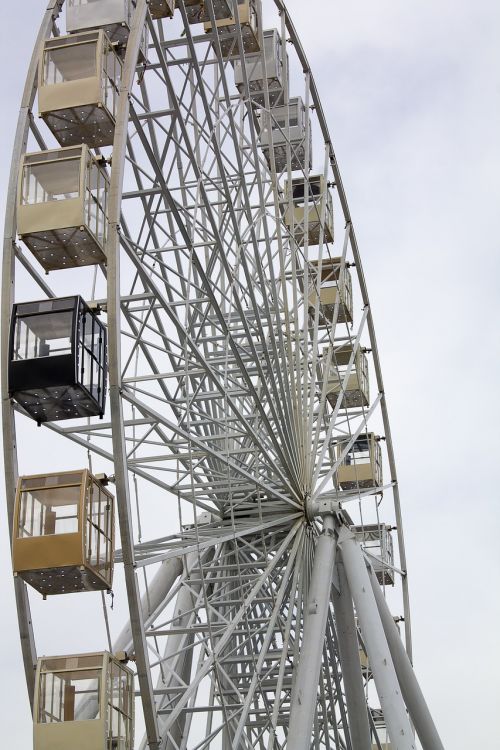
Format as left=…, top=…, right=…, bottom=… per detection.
left=0, top=1, right=499, bottom=747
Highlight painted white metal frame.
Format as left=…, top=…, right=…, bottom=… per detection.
left=0, top=1, right=446, bottom=748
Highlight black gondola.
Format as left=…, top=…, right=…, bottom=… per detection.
left=9, top=296, right=107, bottom=423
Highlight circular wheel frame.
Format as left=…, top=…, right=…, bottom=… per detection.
left=2, top=2, right=412, bottom=748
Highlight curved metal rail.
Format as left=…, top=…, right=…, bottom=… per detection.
left=1, top=2, right=419, bottom=746
left=1, top=0, right=65, bottom=707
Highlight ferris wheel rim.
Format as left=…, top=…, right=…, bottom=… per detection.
left=2, top=1, right=414, bottom=747
left=1, top=0, right=68, bottom=709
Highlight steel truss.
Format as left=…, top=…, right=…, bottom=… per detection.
left=2, top=1, right=444, bottom=748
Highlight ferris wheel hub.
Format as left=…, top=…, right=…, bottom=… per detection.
left=305, top=494, right=341, bottom=522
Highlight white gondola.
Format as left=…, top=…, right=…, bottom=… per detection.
left=34, top=652, right=134, bottom=750
left=66, top=0, right=148, bottom=58
left=352, top=523, right=395, bottom=585
left=38, top=31, right=122, bottom=148
left=234, top=28, right=286, bottom=106
left=204, top=0, right=260, bottom=58
left=17, top=145, right=109, bottom=270
left=284, top=175, right=334, bottom=245
left=322, top=344, right=369, bottom=409
left=12, top=469, right=114, bottom=596
left=307, top=258, right=353, bottom=324
left=260, top=96, right=312, bottom=172
left=150, top=0, right=175, bottom=19
left=336, top=433, right=383, bottom=490
left=179, top=0, right=232, bottom=25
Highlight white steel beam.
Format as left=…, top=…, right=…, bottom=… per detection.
left=337, top=526, right=415, bottom=750
left=106, top=1, right=160, bottom=747
left=368, top=567, right=445, bottom=750
left=287, top=515, right=337, bottom=750
left=114, top=556, right=184, bottom=654
left=332, top=559, right=372, bottom=750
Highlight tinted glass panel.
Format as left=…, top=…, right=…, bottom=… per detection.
left=13, top=311, right=73, bottom=360
left=22, top=158, right=80, bottom=205
left=43, top=41, right=97, bottom=85
left=107, top=661, right=133, bottom=749
left=38, top=669, right=100, bottom=723
left=86, top=480, right=112, bottom=576
left=18, top=484, right=80, bottom=538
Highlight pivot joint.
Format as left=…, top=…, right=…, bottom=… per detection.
left=305, top=495, right=341, bottom=521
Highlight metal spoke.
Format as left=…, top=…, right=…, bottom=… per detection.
left=1, top=2, right=444, bottom=749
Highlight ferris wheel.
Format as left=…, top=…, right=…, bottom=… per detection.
left=2, top=1, right=445, bottom=749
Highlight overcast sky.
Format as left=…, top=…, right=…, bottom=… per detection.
left=0, top=1, right=499, bottom=747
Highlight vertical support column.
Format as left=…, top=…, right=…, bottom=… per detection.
left=368, top=568, right=445, bottom=750
left=106, top=2, right=160, bottom=747
left=332, top=558, right=372, bottom=750
left=288, top=516, right=337, bottom=750
left=337, top=526, right=415, bottom=750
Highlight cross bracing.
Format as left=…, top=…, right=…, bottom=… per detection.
left=1, top=1, right=445, bottom=749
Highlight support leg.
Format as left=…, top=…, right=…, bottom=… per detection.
left=368, top=568, right=444, bottom=750
left=337, top=526, right=416, bottom=750
left=137, top=549, right=211, bottom=750
left=138, top=577, right=199, bottom=750
left=332, top=558, right=372, bottom=750
left=288, top=516, right=337, bottom=750
left=114, top=556, right=183, bottom=653
left=162, top=579, right=197, bottom=750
